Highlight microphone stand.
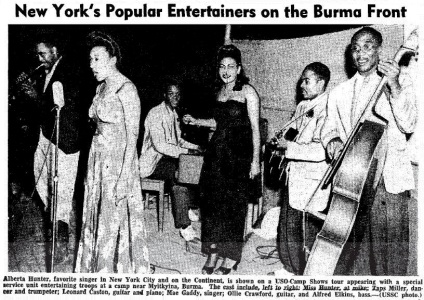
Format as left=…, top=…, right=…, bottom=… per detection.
left=50, top=106, right=61, bottom=273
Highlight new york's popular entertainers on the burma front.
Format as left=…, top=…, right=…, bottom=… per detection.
left=9, top=25, right=417, bottom=277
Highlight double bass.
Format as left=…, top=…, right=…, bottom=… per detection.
left=303, top=29, right=419, bottom=275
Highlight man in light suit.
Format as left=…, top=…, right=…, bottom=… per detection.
left=275, top=62, right=331, bottom=275
left=139, top=80, right=200, bottom=241
left=321, top=27, right=417, bottom=275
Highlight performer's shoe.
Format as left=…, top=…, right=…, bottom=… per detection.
left=213, top=263, right=238, bottom=275
left=202, top=253, right=218, bottom=275
left=202, top=266, right=215, bottom=275
left=268, top=267, right=294, bottom=276
left=149, top=265, right=156, bottom=274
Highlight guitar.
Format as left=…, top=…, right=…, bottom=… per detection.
left=265, top=127, right=298, bottom=186
left=267, top=145, right=286, bottom=182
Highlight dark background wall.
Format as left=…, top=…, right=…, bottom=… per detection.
left=7, top=24, right=363, bottom=188
left=8, top=25, right=230, bottom=120
left=9, top=25, right=361, bottom=118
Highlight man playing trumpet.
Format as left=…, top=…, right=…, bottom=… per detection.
left=24, top=33, right=84, bottom=266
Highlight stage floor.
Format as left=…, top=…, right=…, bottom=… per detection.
left=8, top=184, right=418, bottom=275
left=8, top=189, right=281, bottom=275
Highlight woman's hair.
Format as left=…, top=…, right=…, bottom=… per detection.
left=87, top=31, right=122, bottom=67
left=216, top=44, right=249, bottom=92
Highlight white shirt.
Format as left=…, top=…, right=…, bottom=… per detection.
left=284, top=92, right=331, bottom=211
left=139, top=101, right=198, bottom=178
left=321, top=71, right=417, bottom=194
left=43, top=57, right=62, bottom=92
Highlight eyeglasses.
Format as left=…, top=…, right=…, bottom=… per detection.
left=351, top=43, right=377, bottom=54
left=167, top=92, right=180, bottom=97
left=219, top=64, right=238, bottom=70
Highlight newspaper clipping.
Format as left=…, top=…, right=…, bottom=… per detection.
left=2, top=0, right=423, bottom=299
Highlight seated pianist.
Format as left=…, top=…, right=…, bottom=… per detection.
left=139, top=79, right=202, bottom=241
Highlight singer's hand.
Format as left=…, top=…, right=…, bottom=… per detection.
left=113, top=177, right=131, bottom=205
left=187, top=148, right=201, bottom=155
left=183, top=114, right=196, bottom=126
left=196, top=146, right=205, bottom=154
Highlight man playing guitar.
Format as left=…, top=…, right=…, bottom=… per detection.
left=273, top=62, right=331, bottom=275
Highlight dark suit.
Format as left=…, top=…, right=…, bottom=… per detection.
left=33, top=57, right=84, bottom=228
left=38, top=58, right=82, bottom=154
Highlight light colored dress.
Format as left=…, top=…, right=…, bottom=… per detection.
left=75, top=73, right=149, bottom=273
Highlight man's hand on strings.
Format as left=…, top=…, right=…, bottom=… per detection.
left=379, top=59, right=402, bottom=98
left=326, top=137, right=344, bottom=161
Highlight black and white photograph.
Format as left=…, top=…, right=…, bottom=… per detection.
left=7, top=23, right=419, bottom=276
left=2, top=0, right=423, bottom=298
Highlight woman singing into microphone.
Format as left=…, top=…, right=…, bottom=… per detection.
left=75, top=32, right=150, bottom=273
left=183, top=45, right=261, bottom=275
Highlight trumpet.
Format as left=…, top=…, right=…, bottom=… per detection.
left=10, top=64, right=44, bottom=102
left=14, top=64, right=44, bottom=86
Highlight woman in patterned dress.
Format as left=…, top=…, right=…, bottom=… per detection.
left=75, top=32, right=149, bottom=273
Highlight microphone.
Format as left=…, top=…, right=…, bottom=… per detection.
left=52, top=81, right=64, bottom=110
